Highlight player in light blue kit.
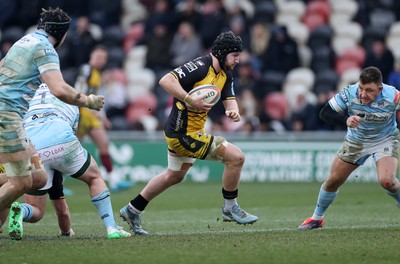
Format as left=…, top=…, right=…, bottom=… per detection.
left=298, top=66, right=400, bottom=230
left=3, top=83, right=130, bottom=240
left=0, top=7, right=104, bottom=239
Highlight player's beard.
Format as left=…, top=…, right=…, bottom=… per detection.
left=224, top=62, right=236, bottom=72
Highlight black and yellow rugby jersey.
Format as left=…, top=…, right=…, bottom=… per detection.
left=165, top=54, right=235, bottom=138
left=74, top=64, right=102, bottom=95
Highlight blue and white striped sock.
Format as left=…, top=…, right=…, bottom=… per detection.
left=21, top=203, right=33, bottom=222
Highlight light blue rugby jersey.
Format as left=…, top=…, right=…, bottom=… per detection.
left=0, top=30, right=60, bottom=117
left=24, top=84, right=79, bottom=150
left=329, top=82, right=400, bottom=143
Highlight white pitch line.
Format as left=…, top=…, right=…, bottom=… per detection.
left=15, top=220, right=400, bottom=238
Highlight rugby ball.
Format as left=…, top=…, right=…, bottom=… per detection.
left=188, top=84, right=221, bottom=105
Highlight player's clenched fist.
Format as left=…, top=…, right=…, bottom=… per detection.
left=346, top=115, right=361, bottom=128
left=225, top=110, right=241, bottom=122
left=85, top=94, right=104, bottom=111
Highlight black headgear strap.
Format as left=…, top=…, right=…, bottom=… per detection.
left=37, top=18, right=71, bottom=49
left=211, top=31, right=243, bottom=70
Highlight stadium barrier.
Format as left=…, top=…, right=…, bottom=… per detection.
left=82, top=131, right=378, bottom=183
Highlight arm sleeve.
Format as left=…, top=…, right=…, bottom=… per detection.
left=221, top=72, right=235, bottom=101
left=319, top=103, right=349, bottom=126
left=34, top=43, right=60, bottom=75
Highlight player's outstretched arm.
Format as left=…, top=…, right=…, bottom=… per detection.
left=41, top=71, right=104, bottom=111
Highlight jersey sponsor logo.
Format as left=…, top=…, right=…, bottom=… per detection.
left=176, top=101, right=185, bottom=111
left=339, top=90, right=348, bottom=104
left=175, top=67, right=186, bottom=78
left=44, top=49, right=57, bottom=56
left=183, top=61, right=198, bottom=72
left=363, top=113, right=389, bottom=123
left=195, top=60, right=205, bottom=66
left=31, top=112, right=58, bottom=120
left=179, top=135, right=204, bottom=153
left=174, top=109, right=183, bottom=131
left=101, top=213, right=110, bottom=220
left=182, top=137, right=192, bottom=148
left=384, top=147, right=389, bottom=153
left=40, top=146, right=65, bottom=158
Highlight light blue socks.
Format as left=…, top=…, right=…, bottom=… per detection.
left=313, top=185, right=338, bottom=218
left=91, top=188, right=116, bottom=229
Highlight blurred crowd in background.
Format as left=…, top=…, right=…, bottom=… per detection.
left=1, top=0, right=400, bottom=133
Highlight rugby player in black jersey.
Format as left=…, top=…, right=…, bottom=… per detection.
left=120, top=31, right=258, bottom=235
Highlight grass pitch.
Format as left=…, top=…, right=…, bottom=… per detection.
left=1, top=181, right=400, bottom=264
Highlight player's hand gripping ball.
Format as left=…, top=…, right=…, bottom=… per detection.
left=188, top=84, right=221, bottom=106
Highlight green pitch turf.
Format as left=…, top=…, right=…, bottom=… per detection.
left=1, top=181, right=400, bottom=264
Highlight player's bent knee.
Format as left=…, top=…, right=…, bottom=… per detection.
left=379, top=179, right=394, bottom=189
left=223, top=144, right=245, bottom=166
left=232, top=149, right=245, bottom=165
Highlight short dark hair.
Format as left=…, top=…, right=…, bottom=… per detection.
left=359, top=66, right=383, bottom=85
